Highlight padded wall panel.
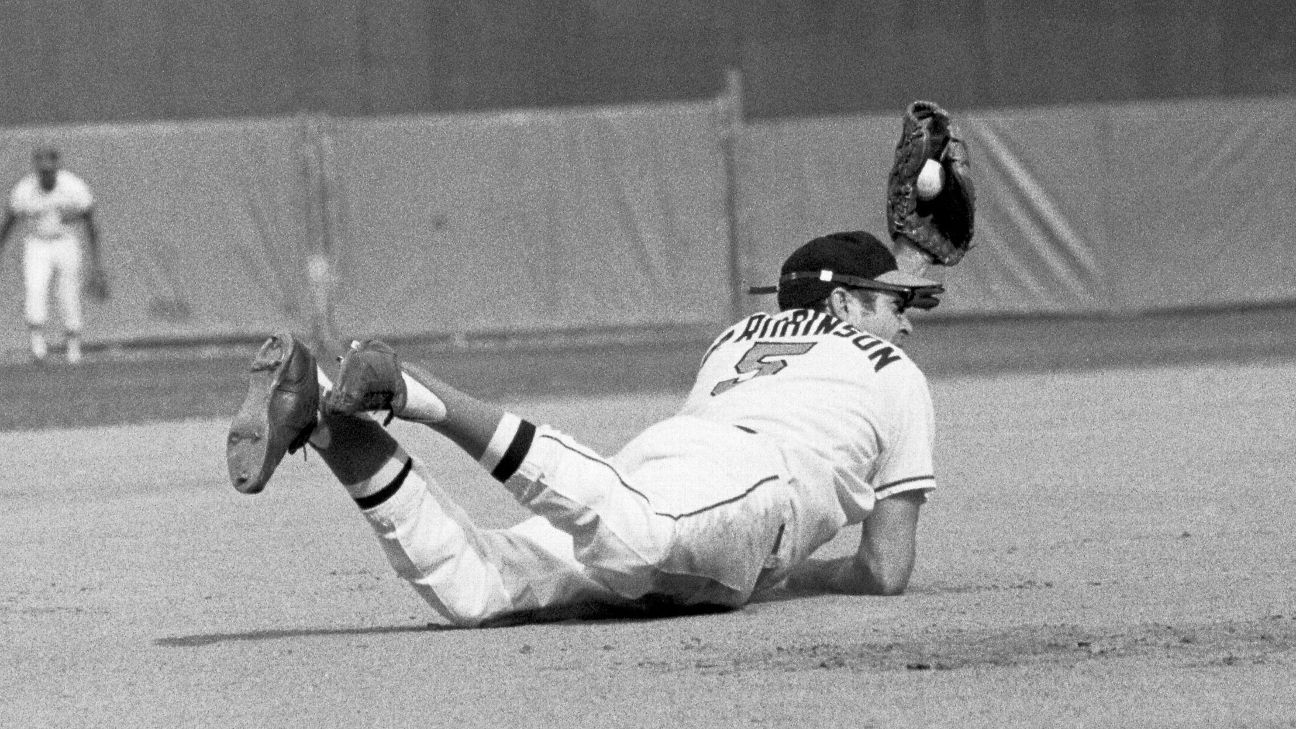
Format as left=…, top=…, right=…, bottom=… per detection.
left=1102, top=97, right=1296, bottom=310
left=325, top=102, right=733, bottom=340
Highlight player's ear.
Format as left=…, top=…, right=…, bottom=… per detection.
left=826, top=287, right=855, bottom=320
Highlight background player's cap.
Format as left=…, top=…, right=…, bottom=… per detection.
left=751, top=231, right=944, bottom=311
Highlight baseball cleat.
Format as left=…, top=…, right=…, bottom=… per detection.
left=227, top=332, right=319, bottom=494
left=322, top=339, right=407, bottom=420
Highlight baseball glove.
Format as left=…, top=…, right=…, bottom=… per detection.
left=886, top=100, right=976, bottom=265
left=83, top=265, right=110, bottom=301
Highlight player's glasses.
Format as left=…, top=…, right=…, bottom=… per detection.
left=749, top=271, right=944, bottom=311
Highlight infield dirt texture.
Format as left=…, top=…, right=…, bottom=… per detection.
left=3, top=306, right=1294, bottom=727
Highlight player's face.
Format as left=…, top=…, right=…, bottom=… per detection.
left=852, top=290, right=913, bottom=342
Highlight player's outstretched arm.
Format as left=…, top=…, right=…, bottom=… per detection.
left=80, top=210, right=103, bottom=266
left=850, top=491, right=922, bottom=594
left=79, top=210, right=111, bottom=300
left=0, top=210, right=16, bottom=251
left=781, top=491, right=924, bottom=596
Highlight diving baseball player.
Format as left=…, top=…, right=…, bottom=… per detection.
left=0, top=147, right=108, bottom=364
left=226, top=231, right=948, bottom=626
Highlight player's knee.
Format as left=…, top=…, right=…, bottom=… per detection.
left=386, top=554, right=512, bottom=628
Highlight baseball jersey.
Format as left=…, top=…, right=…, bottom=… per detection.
left=8, top=170, right=95, bottom=241
left=677, top=307, right=937, bottom=525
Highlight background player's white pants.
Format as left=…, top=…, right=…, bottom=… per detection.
left=23, top=236, right=83, bottom=331
left=361, top=421, right=796, bottom=627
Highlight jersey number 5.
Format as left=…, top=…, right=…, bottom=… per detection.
left=711, top=341, right=817, bottom=396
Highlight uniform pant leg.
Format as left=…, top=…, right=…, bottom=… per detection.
left=22, top=239, right=54, bottom=327
left=360, top=459, right=623, bottom=628
left=498, top=425, right=793, bottom=608
left=498, top=426, right=672, bottom=603
left=52, top=237, right=83, bottom=332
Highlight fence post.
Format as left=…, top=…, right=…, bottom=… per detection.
left=720, top=67, right=746, bottom=322
left=300, top=113, right=337, bottom=348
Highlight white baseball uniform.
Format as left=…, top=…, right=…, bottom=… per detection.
left=362, top=307, right=937, bottom=626
left=7, top=169, right=95, bottom=331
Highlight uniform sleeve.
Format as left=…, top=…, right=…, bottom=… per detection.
left=60, top=172, right=94, bottom=210
left=8, top=177, right=31, bottom=212
left=871, top=363, right=937, bottom=499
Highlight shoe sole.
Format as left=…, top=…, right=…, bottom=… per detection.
left=227, top=335, right=301, bottom=494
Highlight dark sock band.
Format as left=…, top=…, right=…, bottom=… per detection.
left=490, top=419, right=536, bottom=483
left=354, top=457, right=413, bottom=510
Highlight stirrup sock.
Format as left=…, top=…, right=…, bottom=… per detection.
left=479, top=413, right=536, bottom=482
left=398, top=370, right=448, bottom=423
left=354, top=456, right=414, bottom=510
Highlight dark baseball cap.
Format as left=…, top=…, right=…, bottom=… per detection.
left=33, top=147, right=60, bottom=170
left=749, top=231, right=944, bottom=310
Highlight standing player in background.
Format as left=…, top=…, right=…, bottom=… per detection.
left=225, top=231, right=947, bottom=627
left=0, top=147, right=109, bottom=365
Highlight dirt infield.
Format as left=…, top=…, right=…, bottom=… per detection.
left=2, top=309, right=1295, bottom=727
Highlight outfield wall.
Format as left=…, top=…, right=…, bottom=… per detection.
left=323, top=103, right=733, bottom=340
left=1, top=94, right=1294, bottom=356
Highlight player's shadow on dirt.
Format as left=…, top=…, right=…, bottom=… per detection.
left=156, top=602, right=737, bottom=646
left=155, top=624, right=441, bottom=647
